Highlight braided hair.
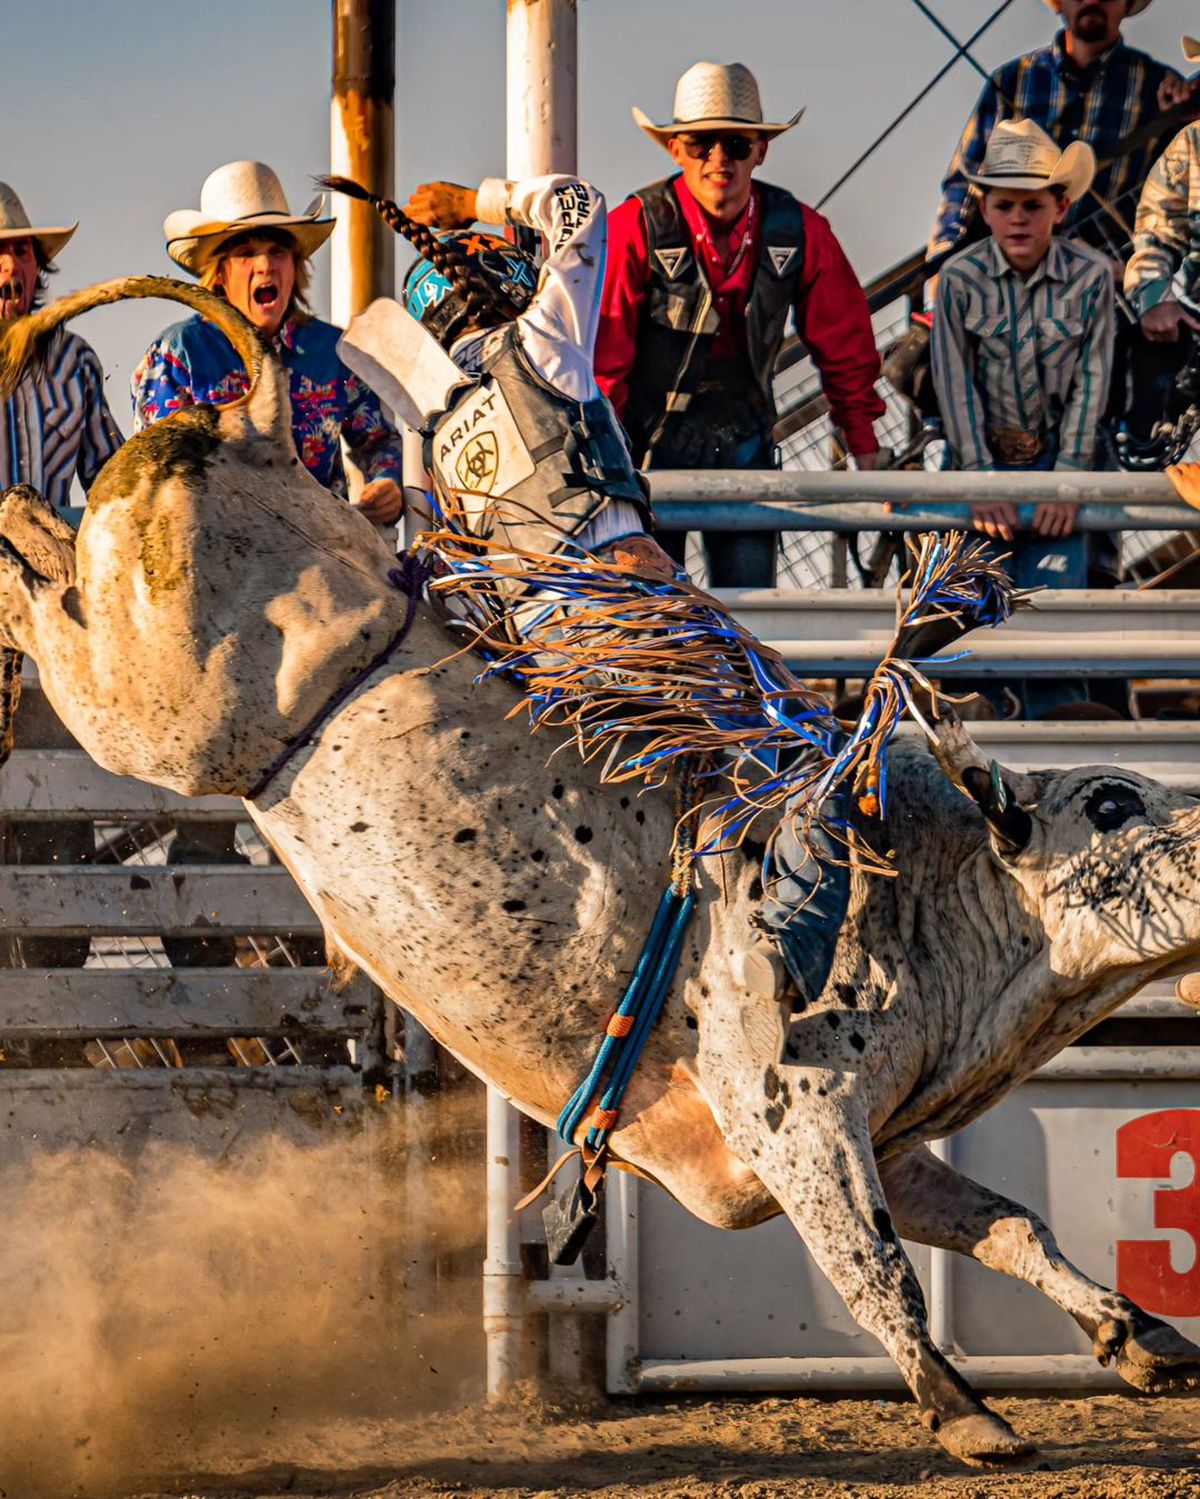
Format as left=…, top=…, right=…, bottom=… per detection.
left=316, top=175, right=525, bottom=334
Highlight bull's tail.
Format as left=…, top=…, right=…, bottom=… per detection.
left=0, top=276, right=289, bottom=443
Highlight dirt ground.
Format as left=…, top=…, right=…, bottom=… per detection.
left=132, top=1391, right=1200, bottom=1499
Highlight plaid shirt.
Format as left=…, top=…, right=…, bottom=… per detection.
left=930, top=33, right=1180, bottom=260
left=932, top=234, right=1114, bottom=472
left=1126, top=122, right=1200, bottom=314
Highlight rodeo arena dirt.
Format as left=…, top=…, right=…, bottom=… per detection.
left=14, top=0, right=1200, bottom=1495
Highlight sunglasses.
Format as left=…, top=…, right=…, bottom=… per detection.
left=676, top=133, right=758, bottom=162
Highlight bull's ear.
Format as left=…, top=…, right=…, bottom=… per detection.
left=961, top=760, right=1034, bottom=855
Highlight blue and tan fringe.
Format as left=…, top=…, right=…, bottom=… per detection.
left=423, top=526, right=1025, bottom=870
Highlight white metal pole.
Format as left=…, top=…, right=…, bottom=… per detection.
left=506, top=0, right=578, bottom=181
left=484, top=1086, right=525, bottom=1398
left=606, top=1169, right=641, bottom=1394
left=928, top=1137, right=954, bottom=1352
left=502, top=0, right=582, bottom=1393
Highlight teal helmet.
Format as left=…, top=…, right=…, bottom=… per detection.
left=402, top=230, right=538, bottom=348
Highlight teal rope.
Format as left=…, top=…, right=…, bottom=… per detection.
left=556, top=884, right=683, bottom=1146
left=556, top=761, right=702, bottom=1151
left=583, top=889, right=695, bottom=1151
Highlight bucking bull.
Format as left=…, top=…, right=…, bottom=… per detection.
left=2, top=277, right=1200, bottom=1470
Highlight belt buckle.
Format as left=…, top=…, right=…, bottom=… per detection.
left=989, top=427, right=1044, bottom=466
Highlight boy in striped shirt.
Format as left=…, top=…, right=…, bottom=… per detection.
left=931, top=120, right=1116, bottom=715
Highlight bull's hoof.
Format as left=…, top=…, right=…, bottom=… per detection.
left=1106, top=1315, right=1200, bottom=1394
left=930, top=1411, right=1036, bottom=1468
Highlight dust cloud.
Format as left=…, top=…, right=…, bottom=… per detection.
left=0, top=1104, right=485, bottom=1498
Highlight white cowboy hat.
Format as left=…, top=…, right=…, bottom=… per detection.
left=967, top=118, right=1096, bottom=201
left=1044, top=0, right=1153, bottom=15
left=164, top=161, right=334, bottom=276
left=0, top=183, right=77, bottom=261
left=632, top=61, right=804, bottom=148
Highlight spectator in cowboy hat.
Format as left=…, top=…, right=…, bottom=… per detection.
left=595, top=61, right=884, bottom=589
left=931, top=119, right=1115, bottom=718
left=132, top=161, right=406, bottom=968
left=0, top=183, right=124, bottom=972
left=1127, top=36, right=1200, bottom=344
left=930, top=0, right=1192, bottom=263
left=133, top=160, right=404, bottom=525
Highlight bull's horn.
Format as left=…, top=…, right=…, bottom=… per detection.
left=924, top=706, right=988, bottom=790
left=961, top=760, right=1035, bottom=855
left=923, top=708, right=1036, bottom=853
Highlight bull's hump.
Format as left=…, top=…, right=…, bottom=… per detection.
left=90, top=407, right=223, bottom=508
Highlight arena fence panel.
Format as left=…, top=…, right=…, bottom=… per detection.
left=0, top=661, right=387, bottom=1157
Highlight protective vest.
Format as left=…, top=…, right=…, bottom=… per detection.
left=622, top=176, right=807, bottom=468
left=427, top=322, right=649, bottom=554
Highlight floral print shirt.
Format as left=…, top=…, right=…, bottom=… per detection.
left=132, top=312, right=403, bottom=495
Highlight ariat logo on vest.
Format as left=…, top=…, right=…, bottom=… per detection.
left=457, top=431, right=499, bottom=494
left=434, top=379, right=537, bottom=529
left=766, top=245, right=800, bottom=276
left=654, top=247, right=689, bottom=279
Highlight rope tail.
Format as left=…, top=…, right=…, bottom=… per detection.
left=0, top=275, right=268, bottom=409
left=316, top=174, right=525, bottom=325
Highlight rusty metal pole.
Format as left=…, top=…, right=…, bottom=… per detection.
left=330, top=0, right=396, bottom=328
left=505, top=0, right=578, bottom=179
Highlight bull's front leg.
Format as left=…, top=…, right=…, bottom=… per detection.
left=697, top=1002, right=1033, bottom=1467
left=881, top=1144, right=1200, bottom=1396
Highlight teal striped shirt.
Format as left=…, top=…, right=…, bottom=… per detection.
left=932, top=235, right=1114, bottom=472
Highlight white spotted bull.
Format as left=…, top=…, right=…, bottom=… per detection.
left=2, top=278, right=1200, bottom=1468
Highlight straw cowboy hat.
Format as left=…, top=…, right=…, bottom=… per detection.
left=1044, top=0, right=1153, bottom=15
left=632, top=61, right=804, bottom=147
left=0, top=184, right=77, bottom=261
left=164, top=161, right=334, bottom=276
left=967, top=118, right=1096, bottom=201
left=1182, top=35, right=1200, bottom=61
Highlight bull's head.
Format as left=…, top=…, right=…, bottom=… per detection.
left=926, top=709, right=1200, bottom=979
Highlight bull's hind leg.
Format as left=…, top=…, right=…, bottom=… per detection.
left=699, top=1017, right=1033, bottom=1467
left=881, top=1145, right=1200, bottom=1395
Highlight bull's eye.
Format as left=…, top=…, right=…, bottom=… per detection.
left=1083, top=783, right=1146, bottom=833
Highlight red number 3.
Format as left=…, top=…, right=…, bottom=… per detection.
left=1117, top=1109, right=1200, bottom=1318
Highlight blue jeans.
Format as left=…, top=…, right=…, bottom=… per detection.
left=656, top=432, right=777, bottom=588
left=942, top=450, right=1092, bottom=718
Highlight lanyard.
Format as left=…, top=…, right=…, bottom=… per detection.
left=694, top=188, right=757, bottom=288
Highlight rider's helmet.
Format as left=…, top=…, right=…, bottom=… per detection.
left=402, top=231, right=538, bottom=349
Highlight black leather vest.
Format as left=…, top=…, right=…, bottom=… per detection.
left=622, top=176, right=807, bottom=468
left=428, top=323, right=649, bottom=554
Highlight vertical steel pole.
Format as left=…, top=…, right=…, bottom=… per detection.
left=488, top=0, right=584, bottom=1391
left=484, top=1087, right=526, bottom=1397
left=330, top=0, right=396, bottom=328
left=506, top=0, right=578, bottom=180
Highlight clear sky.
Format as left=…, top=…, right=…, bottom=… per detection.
left=7, top=0, right=1198, bottom=432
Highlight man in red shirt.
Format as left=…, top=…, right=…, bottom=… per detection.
left=596, top=61, right=885, bottom=588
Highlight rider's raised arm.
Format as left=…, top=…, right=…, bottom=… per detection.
left=475, top=175, right=607, bottom=401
